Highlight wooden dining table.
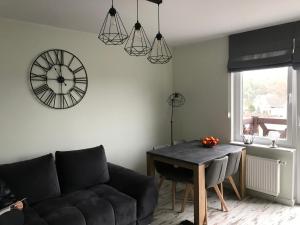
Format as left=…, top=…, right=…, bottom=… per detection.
left=147, top=140, right=246, bottom=225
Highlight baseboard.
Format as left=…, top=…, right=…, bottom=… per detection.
left=246, top=189, right=295, bottom=206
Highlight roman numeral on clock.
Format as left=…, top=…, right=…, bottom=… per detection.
left=59, top=94, right=69, bottom=108
left=34, top=61, right=49, bottom=73
left=33, top=84, right=50, bottom=98
left=31, top=73, right=47, bottom=82
left=73, top=66, right=84, bottom=74
left=54, top=50, right=64, bottom=65
left=71, top=86, right=85, bottom=98
left=40, top=53, right=54, bottom=69
left=68, top=55, right=75, bottom=67
left=45, top=90, right=56, bottom=107
left=69, top=93, right=78, bottom=105
left=74, top=77, right=87, bottom=84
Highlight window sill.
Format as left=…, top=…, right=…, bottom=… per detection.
left=230, top=141, right=296, bottom=153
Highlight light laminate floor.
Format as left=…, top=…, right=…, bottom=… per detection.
left=152, top=181, right=300, bottom=225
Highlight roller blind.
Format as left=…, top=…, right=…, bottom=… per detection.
left=293, top=21, right=300, bottom=69
left=228, top=22, right=295, bottom=72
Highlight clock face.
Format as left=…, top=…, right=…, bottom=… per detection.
left=30, top=49, right=88, bottom=109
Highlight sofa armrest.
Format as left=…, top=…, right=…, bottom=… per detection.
left=107, top=163, right=158, bottom=220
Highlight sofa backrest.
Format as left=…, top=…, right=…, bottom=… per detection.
left=55, top=145, right=110, bottom=194
left=0, top=154, right=61, bottom=205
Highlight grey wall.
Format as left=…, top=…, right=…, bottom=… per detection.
left=173, top=38, right=230, bottom=142
left=0, top=18, right=173, bottom=173
left=173, top=37, right=295, bottom=205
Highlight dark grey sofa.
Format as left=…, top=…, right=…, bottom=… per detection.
left=0, top=146, right=158, bottom=225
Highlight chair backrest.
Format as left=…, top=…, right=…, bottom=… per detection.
left=153, top=144, right=173, bottom=175
left=205, top=156, right=228, bottom=188
left=153, top=140, right=186, bottom=150
left=153, top=144, right=170, bottom=150
left=225, top=151, right=242, bottom=178
left=173, top=140, right=186, bottom=145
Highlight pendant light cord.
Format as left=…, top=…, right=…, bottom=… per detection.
left=158, top=4, right=160, bottom=32
left=112, top=0, right=114, bottom=7
left=137, top=0, right=139, bottom=21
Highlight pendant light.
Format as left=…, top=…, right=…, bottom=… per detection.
left=124, top=0, right=152, bottom=56
left=98, top=0, right=128, bottom=45
left=147, top=2, right=172, bottom=64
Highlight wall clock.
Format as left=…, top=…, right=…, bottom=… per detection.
left=30, top=49, right=88, bottom=109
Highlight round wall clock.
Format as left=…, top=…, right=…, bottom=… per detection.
left=30, top=49, right=88, bottom=109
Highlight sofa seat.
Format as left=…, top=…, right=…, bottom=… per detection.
left=25, top=185, right=136, bottom=225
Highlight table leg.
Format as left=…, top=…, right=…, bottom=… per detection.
left=147, top=154, right=155, bottom=177
left=239, top=149, right=246, bottom=199
left=193, top=164, right=206, bottom=225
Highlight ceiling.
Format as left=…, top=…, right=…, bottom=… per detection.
left=1, top=0, right=300, bottom=46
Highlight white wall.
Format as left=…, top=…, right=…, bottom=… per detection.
left=0, top=18, right=173, bottom=173
left=173, top=37, right=296, bottom=205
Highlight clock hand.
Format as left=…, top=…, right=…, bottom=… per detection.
left=60, top=82, right=63, bottom=95
left=54, top=67, right=62, bottom=78
left=54, top=66, right=67, bottom=86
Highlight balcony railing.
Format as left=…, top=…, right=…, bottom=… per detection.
left=243, top=116, right=287, bottom=138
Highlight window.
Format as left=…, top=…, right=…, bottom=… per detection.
left=231, top=67, right=296, bottom=147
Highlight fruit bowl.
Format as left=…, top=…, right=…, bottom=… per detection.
left=201, top=136, right=220, bottom=148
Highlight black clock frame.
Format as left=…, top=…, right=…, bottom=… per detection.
left=30, top=49, right=88, bottom=109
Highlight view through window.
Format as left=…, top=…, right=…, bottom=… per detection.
left=242, top=67, right=288, bottom=139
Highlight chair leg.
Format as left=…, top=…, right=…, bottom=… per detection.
left=172, top=181, right=176, bottom=210
left=181, top=183, right=192, bottom=213
left=190, top=185, right=194, bottom=201
left=213, top=185, right=229, bottom=212
left=228, top=176, right=242, bottom=200
left=204, top=189, right=208, bottom=225
left=158, top=176, right=165, bottom=190
left=219, top=183, right=225, bottom=211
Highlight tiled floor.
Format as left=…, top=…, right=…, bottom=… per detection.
left=152, top=181, right=300, bottom=225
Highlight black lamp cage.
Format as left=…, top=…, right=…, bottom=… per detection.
left=98, top=0, right=128, bottom=45
left=124, top=0, right=152, bottom=56
left=98, top=0, right=172, bottom=64
left=147, top=3, right=172, bottom=64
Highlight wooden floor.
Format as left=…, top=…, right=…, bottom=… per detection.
left=152, top=181, right=300, bottom=225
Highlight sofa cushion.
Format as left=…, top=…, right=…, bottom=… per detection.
left=30, top=196, right=115, bottom=225
left=89, top=184, right=137, bottom=225
left=30, top=186, right=136, bottom=225
left=24, top=207, right=48, bottom=225
left=44, top=207, right=87, bottom=225
left=55, top=145, right=110, bottom=194
left=0, top=154, right=60, bottom=204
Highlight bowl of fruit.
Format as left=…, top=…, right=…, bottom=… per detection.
left=201, top=136, right=220, bottom=148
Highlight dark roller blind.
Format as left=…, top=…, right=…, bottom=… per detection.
left=293, top=21, right=300, bottom=69
left=228, top=22, right=295, bottom=72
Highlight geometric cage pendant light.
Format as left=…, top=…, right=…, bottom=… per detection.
left=124, top=0, right=152, bottom=56
left=147, top=1, right=172, bottom=64
left=98, top=0, right=128, bottom=45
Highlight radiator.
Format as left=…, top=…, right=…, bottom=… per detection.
left=246, top=155, right=280, bottom=196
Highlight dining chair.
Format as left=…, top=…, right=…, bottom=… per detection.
left=180, top=156, right=229, bottom=220
left=220, top=151, right=242, bottom=209
left=153, top=144, right=171, bottom=190
left=153, top=140, right=187, bottom=210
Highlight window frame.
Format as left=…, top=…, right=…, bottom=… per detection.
left=231, top=67, right=297, bottom=148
